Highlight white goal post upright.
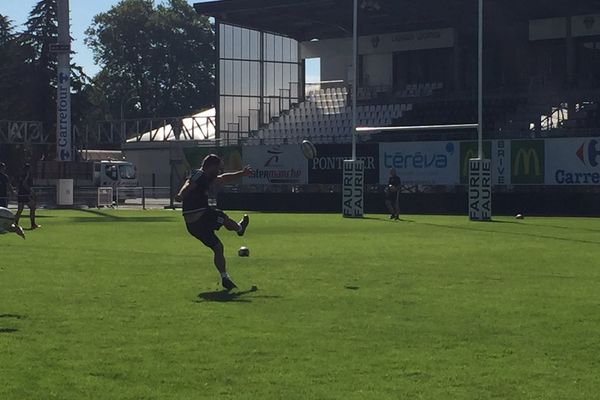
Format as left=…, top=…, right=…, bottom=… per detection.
left=343, top=0, right=364, bottom=218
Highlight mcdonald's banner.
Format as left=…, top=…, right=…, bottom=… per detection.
left=511, top=140, right=545, bottom=184
left=459, top=141, right=491, bottom=185
left=545, top=137, right=600, bottom=185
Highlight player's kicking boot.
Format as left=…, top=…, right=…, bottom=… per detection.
left=222, top=275, right=238, bottom=291
left=237, top=214, right=249, bottom=236
left=9, top=224, right=25, bottom=239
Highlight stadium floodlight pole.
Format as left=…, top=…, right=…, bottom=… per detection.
left=477, top=0, right=483, bottom=159
left=351, top=0, right=358, bottom=161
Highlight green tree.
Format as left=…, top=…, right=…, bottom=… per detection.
left=85, top=0, right=215, bottom=120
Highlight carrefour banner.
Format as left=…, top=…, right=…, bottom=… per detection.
left=379, top=141, right=460, bottom=185
left=546, top=137, right=600, bottom=185
left=243, top=144, right=308, bottom=185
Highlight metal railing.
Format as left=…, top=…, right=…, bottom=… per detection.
left=2, top=186, right=173, bottom=210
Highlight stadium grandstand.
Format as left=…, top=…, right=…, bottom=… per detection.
left=194, top=0, right=600, bottom=144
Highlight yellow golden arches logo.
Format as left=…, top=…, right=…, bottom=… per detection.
left=462, top=148, right=478, bottom=177
left=514, top=148, right=541, bottom=176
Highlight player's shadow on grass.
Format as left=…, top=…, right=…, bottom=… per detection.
left=363, top=216, right=415, bottom=223
left=420, top=221, right=600, bottom=245
left=70, top=209, right=173, bottom=223
left=0, top=314, right=26, bottom=319
left=196, top=288, right=281, bottom=303
left=0, top=314, right=24, bottom=334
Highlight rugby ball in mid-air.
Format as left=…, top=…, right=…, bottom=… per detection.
left=515, top=214, right=524, bottom=220
left=301, top=140, right=317, bottom=160
left=238, top=246, right=250, bottom=257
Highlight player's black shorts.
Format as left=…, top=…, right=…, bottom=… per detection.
left=17, top=194, right=31, bottom=204
left=0, top=197, right=7, bottom=208
left=185, top=208, right=227, bottom=249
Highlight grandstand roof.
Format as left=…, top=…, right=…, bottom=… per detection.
left=194, top=0, right=596, bottom=41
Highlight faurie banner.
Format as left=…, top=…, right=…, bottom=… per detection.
left=243, top=144, right=308, bottom=185
left=309, top=144, right=379, bottom=184
left=379, top=141, right=460, bottom=185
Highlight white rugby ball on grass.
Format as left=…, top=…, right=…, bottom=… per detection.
left=301, top=140, right=317, bottom=160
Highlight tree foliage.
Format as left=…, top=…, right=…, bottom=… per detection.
left=85, top=0, right=215, bottom=120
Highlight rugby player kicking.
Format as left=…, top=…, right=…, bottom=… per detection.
left=176, top=154, right=251, bottom=291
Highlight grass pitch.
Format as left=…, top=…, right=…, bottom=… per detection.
left=1, top=210, right=600, bottom=399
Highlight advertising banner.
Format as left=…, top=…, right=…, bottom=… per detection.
left=309, top=144, right=379, bottom=184
left=342, top=160, right=364, bottom=218
left=545, top=137, right=600, bottom=185
left=243, top=144, right=308, bottom=185
left=56, top=67, right=72, bottom=161
left=379, top=141, right=460, bottom=185
left=511, top=140, right=545, bottom=184
left=459, top=140, right=510, bottom=185
left=468, top=158, right=492, bottom=221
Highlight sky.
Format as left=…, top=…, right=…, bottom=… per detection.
left=0, top=0, right=320, bottom=82
left=0, top=0, right=214, bottom=77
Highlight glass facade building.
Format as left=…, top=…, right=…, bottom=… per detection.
left=218, top=23, right=300, bottom=143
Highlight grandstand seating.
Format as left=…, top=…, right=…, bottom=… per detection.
left=253, top=87, right=412, bottom=144
left=397, top=82, right=444, bottom=98
left=357, top=82, right=444, bottom=100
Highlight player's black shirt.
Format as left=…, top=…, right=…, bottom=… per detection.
left=18, top=173, right=33, bottom=196
left=182, top=169, right=215, bottom=215
left=0, top=173, right=9, bottom=197
left=389, top=176, right=401, bottom=188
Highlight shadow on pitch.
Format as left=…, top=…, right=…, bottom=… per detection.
left=0, top=314, right=26, bottom=319
left=69, top=209, right=173, bottom=223
left=0, top=314, right=24, bottom=334
left=363, top=216, right=415, bottom=223
left=418, top=221, right=600, bottom=245
left=196, top=288, right=281, bottom=303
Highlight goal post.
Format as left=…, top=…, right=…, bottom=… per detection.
left=352, top=123, right=484, bottom=220
left=468, top=158, right=492, bottom=221
left=342, top=160, right=364, bottom=218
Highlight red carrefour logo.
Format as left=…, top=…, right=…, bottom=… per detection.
left=576, top=140, right=600, bottom=167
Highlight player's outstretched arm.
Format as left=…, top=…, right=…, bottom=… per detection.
left=216, top=165, right=253, bottom=185
left=175, top=179, right=197, bottom=202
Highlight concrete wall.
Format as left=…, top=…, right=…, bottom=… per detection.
left=300, top=28, right=454, bottom=85
left=122, top=146, right=171, bottom=187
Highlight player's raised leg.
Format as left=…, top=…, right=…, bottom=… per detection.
left=222, top=213, right=250, bottom=236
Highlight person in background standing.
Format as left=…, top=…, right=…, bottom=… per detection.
left=14, top=163, right=41, bottom=230
left=0, top=162, right=13, bottom=208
